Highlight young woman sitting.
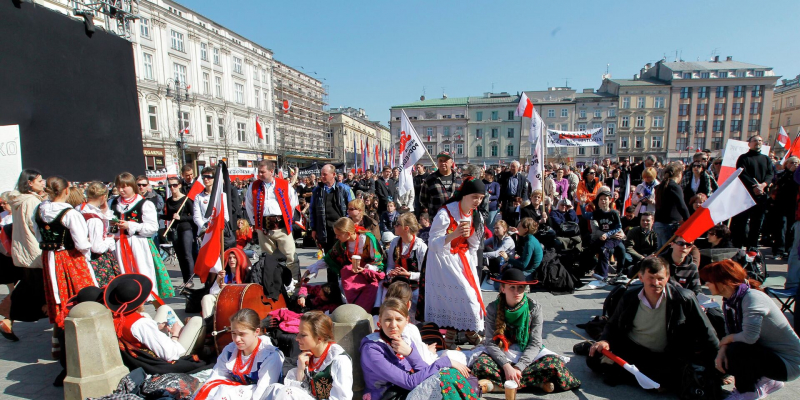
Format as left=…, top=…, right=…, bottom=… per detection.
left=472, top=269, right=581, bottom=394
left=201, top=248, right=250, bottom=319
left=360, top=298, right=475, bottom=400
left=383, top=213, right=428, bottom=320
left=263, top=311, right=353, bottom=400
left=195, top=308, right=284, bottom=400
left=498, top=218, right=543, bottom=281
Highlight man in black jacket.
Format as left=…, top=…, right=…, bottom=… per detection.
left=588, top=257, right=719, bottom=391
left=630, top=155, right=656, bottom=187
left=355, top=169, right=376, bottom=194
left=497, top=160, right=529, bottom=225
left=413, top=164, right=428, bottom=215
left=733, top=135, right=774, bottom=248
left=374, top=166, right=398, bottom=215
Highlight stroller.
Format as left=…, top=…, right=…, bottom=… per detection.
left=732, top=248, right=768, bottom=283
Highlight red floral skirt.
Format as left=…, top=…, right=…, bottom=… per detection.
left=42, top=249, right=97, bottom=327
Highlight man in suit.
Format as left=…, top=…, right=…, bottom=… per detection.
left=375, top=166, right=398, bottom=215
left=498, top=160, right=529, bottom=225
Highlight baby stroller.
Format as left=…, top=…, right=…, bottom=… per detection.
left=732, top=248, right=767, bottom=283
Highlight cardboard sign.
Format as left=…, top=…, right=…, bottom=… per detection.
left=719, top=139, right=770, bottom=184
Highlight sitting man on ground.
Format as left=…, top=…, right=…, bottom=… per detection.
left=624, top=212, right=658, bottom=275
left=587, top=257, right=719, bottom=392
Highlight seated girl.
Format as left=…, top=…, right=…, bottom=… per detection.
left=483, top=220, right=515, bottom=281
left=472, top=269, right=581, bottom=394
left=305, top=217, right=385, bottom=313
left=497, top=218, right=543, bottom=282
left=201, top=248, right=249, bottom=319
left=360, top=298, right=475, bottom=400
left=379, top=201, right=399, bottom=244
left=195, top=308, right=284, bottom=400
left=263, top=311, right=353, bottom=400
left=383, top=213, right=427, bottom=319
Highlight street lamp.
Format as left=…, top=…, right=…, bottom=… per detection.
left=166, top=79, right=191, bottom=167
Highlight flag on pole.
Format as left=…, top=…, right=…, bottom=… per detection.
left=354, top=135, right=358, bottom=172
left=518, top=93, right=545, bottom=190
left=194, top=162, right=230, bottom=282
left=187, top=180, right=206, bottom=201
left=674, top=168, right=756, bottom=243
left=398, top=110, right=426, bottom=196
left=623, top=174, right=632, bottom=209
left=782, top=131, right=800, bottom=163
left=182, top=124, right=190, bottom=135
left=282, top=100, right=292, bottom=114
left=515, top=92, right=533, bottom=119
left=601, top=349, right=660, bottom=390
left=375, top=144, right=380, bottom=168
left=255, top=116, right=264, bottom=139
left=777, top=126, right=791, bottom=151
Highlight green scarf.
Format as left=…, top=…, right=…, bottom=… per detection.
left=503, top=298, right=530, bottom=350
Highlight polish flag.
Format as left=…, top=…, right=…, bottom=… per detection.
left=515, top=92, right=533, bottom=118
left=623, top=174, right=632, bottom=209
left=194, top=162, right=230, bottom=282
left=784, top=133, right=800, bottom=163
left=255, top=116, right=264, bottom=139
left=187, top=179, right=206, bottom=201
left=182, top=124, right=190, bottom=135
left=674, top=168, right=756, bottom=243
left=282, top=100, right=292, bottom=113
left=777, top=127, right=791, bottom=151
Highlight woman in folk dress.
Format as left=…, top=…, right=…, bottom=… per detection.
left=112, top=172, right=173, bottom=300
left=78, top=181, right=120, bottom=287
left=424, top=176, right=486, bottom=349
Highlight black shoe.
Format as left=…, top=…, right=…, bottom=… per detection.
left=0, top=324, right=18, bottom=342
left=53, top=370, right=66, bottom=387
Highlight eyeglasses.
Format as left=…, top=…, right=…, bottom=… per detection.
left=673, top=241, right=693, bottom=247
left=137, top=183, right=149, bottom=187
left=587, top=171, right=596, bottom=175
left=692, top=164, right=703, bottom=168
left=347, top=207, right=359, bottom=211
left=202, top=175, right=214, bottom=180
left=169, top=184, right=181, bottom=188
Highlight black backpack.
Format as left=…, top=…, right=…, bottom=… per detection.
left=246, top=251, right=292, bottom=301
left=534, top=249, right=581, bottom=294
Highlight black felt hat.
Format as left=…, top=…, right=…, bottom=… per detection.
left=104, top=274, right=152, bottom=316
left=66, top=286, right=104, bottom=309
left=490, top=268, right=539, bottom=285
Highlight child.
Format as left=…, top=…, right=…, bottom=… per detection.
left=590, top=190, right=627, bottom=283
left=383, top=213, right=427, bottom=319
left=195, top=308, right=284, bottom=400
left=379, top=201, right=399, bottom=244
left=79, top=181, right=120, bottom=287
left=417, top=214, right=431, bottom=244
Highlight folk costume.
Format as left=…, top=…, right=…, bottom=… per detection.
left=112, top=194, right=174, bottom=300
left=78, top=202, right=120, bottom=287
left=307, top=228, right=385, bottom=313
left=384, top=236, right=428, bottom=320
left=195, top=335, right=284, bottom=400
left=245, top=177, right=299, bottom=279
left=424, top=178, right=486, bottom=333
left=33, top=201, right=98, bottom=328
left=201, top=248, right=251, bottom=319
left=263, top=343, right=353, bottom=400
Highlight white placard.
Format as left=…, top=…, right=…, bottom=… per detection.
left=0, top=125, right=22, bottom=191
left=719, top=139, right=770, bottom=183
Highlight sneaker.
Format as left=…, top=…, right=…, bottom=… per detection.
left=588, top=280, right=608, bottom=288
left=756, top=377, right=784, bottom=397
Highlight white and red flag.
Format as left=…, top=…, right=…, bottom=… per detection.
left=194, top=162, right=230, bottom=282
left=282, top=100, right=293, bottom=114
left=182, top=124, right=190, bottom=135
left=719, top=139, right=771, bottom=183
left=777, top=126, right=791, bottom=151
left=186, top=179, right=206, bottom=201
left=515, top=92, right=533, bottom=119
left=397, top=110, right=427, bottom=196
left=255, top=116, right=264, bottom=139
left=623, top=174, right=632, bottom=209
left=674, top=168, right=756, bottom=243
left=517, top=93, right=544, bottom=190
left=782, top=130, right=800, bottom=163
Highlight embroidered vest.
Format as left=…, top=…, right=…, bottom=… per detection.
left=117, top=312, right=146, bottom=349
left=390, top=238, right=421, bottom=289
left=112, top=197, right=146, bottom=223
left=251, top=179, right=293, bottom=234
left=309, top=352, right=350, bottom=400
left=36, top=208, right=75, bottom=251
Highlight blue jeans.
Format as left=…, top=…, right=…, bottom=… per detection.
left=654, top=222, right=680, bottom=250
left=488, top=210, right=499, bottom=228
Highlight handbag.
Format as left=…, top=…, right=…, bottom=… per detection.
left=679, top=363, right=722, bottom=400
left=558, top=221, right=580, bottom=237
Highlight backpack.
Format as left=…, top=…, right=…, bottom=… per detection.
left=246, top=251, right=292, bottom=301
left=533, top=249, right=581, bottom=294
left=731, top=248, right=767, bottom=283
left=679, top=363, right=723, bottom=400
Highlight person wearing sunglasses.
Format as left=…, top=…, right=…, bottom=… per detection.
left=659, top=236, right=701, bottom=295
left=682, top=161, right=718, bottom=207
left=160, top=177, right=196, bottom=287
left=192, top=167, right=216, bottom=235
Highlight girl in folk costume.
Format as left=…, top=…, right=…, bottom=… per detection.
left=33, top=177, right=97, bottom=328
left=263, top=312, right=353, bottom=400
left=575, top=167, right=601, bottom=215
left=195, top=308, right=284, bottom=400
left=112, top=172, right=174, bottom=300
left=79, top=181, right=120, bottom=287
left=200, top=248, right=250, bottom=319
left=424, top=176, right=486, bottom=349
left=472, top=269, right=580, bottom=394
left=383, top=213, right=427, bottom=321
left=306, top=217, right=385, bottom=313
left=360, top=298, right=476, bottom=400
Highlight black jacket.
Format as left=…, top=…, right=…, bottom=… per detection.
left=736, top=149, right=774, bottom=200
left=354, top=178, right=375, bottom=194
left=374, top=177, right=398, bottom=213
left=682, top=172, right=719, bottom=205
left=601, top=283, right=719, bottom=362
left=655, top=180, right=690, bottom=224
left=498, top=171, right=530, bottom=206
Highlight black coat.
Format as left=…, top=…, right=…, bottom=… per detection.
left=655, top=180, right=690, bottom=224
left=498, top=171, right=530, bottom=206
left=736, top=149, right=774, bottom=200
left=374, top=177, right=398, bottom=213
left=682, top=173, right=718, bottom=206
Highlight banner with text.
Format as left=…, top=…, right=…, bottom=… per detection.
left=0, top=125, right=22, bottom=191
left=545, top=128, right=603, bottom=147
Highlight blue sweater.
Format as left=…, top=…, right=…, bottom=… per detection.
left=508, top=234, right=543, bottom=273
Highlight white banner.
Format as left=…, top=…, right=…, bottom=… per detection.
left=719, top=139, right=769, bottom=184
left=0, top=125, right=22, bottom=191
left=546, top=128, right=603, bottom=147
left=398, top=110, right=426, bottom=196
left=228, top=167, right=257, bottom=181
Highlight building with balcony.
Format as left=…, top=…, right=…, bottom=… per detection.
left=640, top=57, right=779, bottom=161
left=329, top=107, right=390, bottom=169
left=770, top=74, right=800, bottom=152
left=390, top=96, right=471, bottom=166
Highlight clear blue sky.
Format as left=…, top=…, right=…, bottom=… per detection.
left=185, top=0, right=799, bottom=125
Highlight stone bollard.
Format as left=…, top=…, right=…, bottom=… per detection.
left=331, top=304, right=374, bottom=397
left=63, top=302, right=129, bottom=400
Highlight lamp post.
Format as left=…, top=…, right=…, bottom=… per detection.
left=166, top=79, right=191, bottom=167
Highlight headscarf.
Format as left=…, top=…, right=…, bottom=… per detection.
left=223, top=247, right=250, bottom=284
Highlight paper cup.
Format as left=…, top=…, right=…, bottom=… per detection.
left=351, top=255, right=361, bottom=269
left=504, top=380, right=518, bottom=400
left=351, top=255, right=361, bottom=261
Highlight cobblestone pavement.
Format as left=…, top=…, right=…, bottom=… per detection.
left=1, top=245, right=798, bottom=399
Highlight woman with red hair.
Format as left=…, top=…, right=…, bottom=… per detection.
left=200, top=248, right=250, bottom=318
left=700, top=260, right=800, bottom=399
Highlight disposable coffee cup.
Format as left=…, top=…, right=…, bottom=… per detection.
left=504, top=380, right=518, bottom=400
left=351, top=255, right=361, bottom=268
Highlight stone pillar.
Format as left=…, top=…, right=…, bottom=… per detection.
left=63, top=302, right=129, bottom=400
left=331, top=304, right=374, bottom=396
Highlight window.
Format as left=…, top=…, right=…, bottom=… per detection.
left=443, top=127, right=450, bottom=137
left=621, top=116, right=629, bottom=128
left=213, top=47, right=220, bottom=65
left=233, top=57, right=242, bottom=74
left=680, top=87, right=691, bottom=99
left=507, top=111, right=514, bottom=120
left=215, top=76, right=222, bottom=97
left=507, top=128, right=514, bottom=138
left=752, top=86, right=762, bottom=98
left=140, top=17, right=150, bottom=38
left=237, top=122, right=246, bottom=142
left=593, top=123, right=602, bottom=132
left=713, top=120, right=725, bottom=132
left=714, top=103, right=725, bottom=116
left=750, top=102, right=760, bottom=115
left=683, top=73, right=692, bottom=79
left=653, top=116, right=664, bottom=128
left=547, top=109, right=555, bottom=118
left=731, top=119, right=742, bottom=132
left=592, top=147, right=600, bottom=156
left=697, top=103, right=707, bottom=116
left=635, top=116, right=645, bottom=128
left=638, top=97, right=646, bottom=108
left=694, top=137, right=705, bottom=150
left=147, top=106, right=157, bottom=130
left=606, top=143, right=614, bottom=155
left=651, top=136, right=662, bottom=148
left=712, top=137, right=723, bottom=150
left=677, top=137, right=688, bottom=150
left=677, top=121, right=689, bottom=132
left=716, top=86, right=726, bottom=98
left=170, top=30, right=184, bottom=52
left=491, top=128, right=498, bottom=138
left=426, top=127, right=433, bottom=137
left=254, top=88, right=260, bottom=108
left=579, top=109, right=586, bottom=118
left=719, top=72, right=728, bottom=78
left=578, top=148, right=586, bottom=155
left=608, top=108, right=616, bottom=117
left=594, top=109, right=602, bottom=118
left=218, top=117, right=224, bottom=138
left=456, top=143, right=464, bottom=155
left=491, top=111, right=498, bottom=120
left=655, top=97, right=665, bottom=108
left=179, top=111, right=190, bottom=133
left=679, top=104, right=689, bottom=116
left=234, top=83, right=244, bottom=104
left=736, top=71, right=746, bottom=78
left=200, top=42, right=208, bottom=61
left=733, top=86, right=744, bottom=98
left=696, top=120, right=707, bottom=133
left=755, top=71, right=765, bottom=77
left=697, top=87, right=708, bottom=99
left=748, top=119, right=760, bottom=132
left=173, top=63, right=187, bottom=84
left=263, top=91, right=269, bottom=111
left=426, top=145, right=433, bottom=154
left=578, top=124, right=587, bottom=131
left=506, top=144, right=514, bottom=156
left=476, top=111, right=482, bottom=121
left=253, top=68, right=259, bottom=82
left=142, top=52, right=154, bottom=80
left=635, top=136, right=643, bottom=148
left=202, top=73, right=210, bottom=95
left=607, top=123, right=616, bottom=135
left=442, top=144, right=450, bottom=153
left=491, top=145, right=498, bottom=157
left=475, top=128, right=482, bottom=139
left=619, top=137, right=628, bottom=148
left=206, top=116, right=213, bottom=138
left=622, top=97, right=630, bottom=109
left=701, top=72, right=710, bottom=79
left=561, top=108, right=568, bottom=117
left=732, top=103, right=742, bottom=115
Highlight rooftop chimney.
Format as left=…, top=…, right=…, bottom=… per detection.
left=583, top=88, right=594, bottom=93
left=645, top=63, right=652, bottom=69
left=726, top=56, right=732, bottom=61
left=714, top=55, right=720, bottom=62
left=633, top=74, right=639, bottom=80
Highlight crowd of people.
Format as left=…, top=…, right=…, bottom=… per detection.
left=0, top=134, right=799, bottom=400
